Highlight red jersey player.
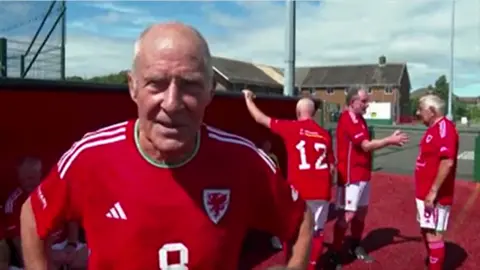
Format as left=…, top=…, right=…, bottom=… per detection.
left=20, top=23, right=313, bottom=270
left=415, top=94, right=459, bottom=270
left=330, top=86, right=408, bottom=269
left=5, top=157, right=87, bottom=270
left=243, top=90, right=335, bottom=269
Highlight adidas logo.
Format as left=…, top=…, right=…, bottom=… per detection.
left=106, top=202, right=127, bottom=220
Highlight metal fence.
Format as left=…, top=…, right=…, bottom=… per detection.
left=0, top=0, right=66, bottom=80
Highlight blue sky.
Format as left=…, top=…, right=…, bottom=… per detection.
left=1, top=0, right=479, bottom=97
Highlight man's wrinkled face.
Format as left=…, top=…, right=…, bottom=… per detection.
left=129, top=38, right=213, bottom=154
left=416, top=102, right=434, bottom=126
left=18, top=161, right=42, bottom=193
left=351, top=90, right=369, bottom=115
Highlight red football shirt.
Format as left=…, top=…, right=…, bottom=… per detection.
left=336, top=110, right=372, bottom=185
left=4, top=187, right=66, bottom=243
left=30, top=120, right=305, bottom=270
left=4, top=187, right=28, bottom=238
left=415, top=117, right=458, bottom=206
left=270, top=118, right=334, bottom=200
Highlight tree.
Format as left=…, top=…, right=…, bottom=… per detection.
left=410, top=97, right=419, bottom=116
left=433, top=75, right=449, bottom=102
left=66, top=71, right=129, bottom=84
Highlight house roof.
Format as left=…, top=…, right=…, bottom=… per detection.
left=212, top=56, right=408, bottom=90
left=296, top=64, right=406, bottom=87
left=212, top=57, right=282, bottom=87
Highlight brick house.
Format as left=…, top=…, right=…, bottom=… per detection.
left=294, top=56, right=411, bottom=124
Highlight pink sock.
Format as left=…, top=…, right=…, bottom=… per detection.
left=428, top=240, right=445, bottom=270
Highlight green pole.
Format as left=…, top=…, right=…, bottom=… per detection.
left=474, top=134, right=480, bottom=182
left=0, top=37, right=7, bottom=77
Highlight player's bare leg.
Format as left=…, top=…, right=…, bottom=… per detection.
left=422, top=229, right=445, bottom=270
left=349, top=206, right=373, bottom=263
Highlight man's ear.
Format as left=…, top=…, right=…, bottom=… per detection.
left=127, top=71, right=138, bottom=104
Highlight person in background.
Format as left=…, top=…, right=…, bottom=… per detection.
left=330, top=85, right=409, bottom=269
left=414, top=94, right=459, bottom=270
left=260, top=140, right=279, bottom=167
left=243, top=90, right=335, bottom=269
left=5, top=157, right=87, bottom=270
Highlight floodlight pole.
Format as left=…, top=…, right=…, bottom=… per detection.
left=284, top=0, right=296, bottom=96
left=447, top=0, right=455, bottom=120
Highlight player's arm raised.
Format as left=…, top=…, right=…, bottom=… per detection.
left=249, top=150, right=313, bottom=270
left=20, top=157, right=83, bottom=270
left=242, top=89, right=272, bottom=128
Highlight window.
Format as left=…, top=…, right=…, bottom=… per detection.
left=385, top=86, right=393, bottom=94
left=326, top=88, right=334, bottom=95
left=344, top=88, right=348, bottom=95
left=368, top=87, right=373, bottom=94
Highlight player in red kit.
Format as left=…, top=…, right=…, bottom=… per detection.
left=243, top=90, right=335, bottom=269
left=5, top=157, right=87, bottom=270
left=415, top=95, right=458, bottom=270
left=329, top=86, right=408, bottom=269
left=20, top=23, right=314, bottom=270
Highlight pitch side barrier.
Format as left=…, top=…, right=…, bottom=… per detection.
left=1, top=77, right=323, bottom=269
left=0, top=77, right=323, bottom=181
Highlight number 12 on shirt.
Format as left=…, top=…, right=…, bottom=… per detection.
left=296, top=140, right=328, bottom=170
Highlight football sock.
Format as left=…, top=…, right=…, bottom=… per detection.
left=309, top=230, right=324, bottom=269
left=350, top=218, right=365, bottom=247
left=333, top=221, right=347, bottom=252
left=428, top=240, right=445, bottom=270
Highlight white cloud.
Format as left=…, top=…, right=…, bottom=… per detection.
left=64, top=0, right=480, bottom=96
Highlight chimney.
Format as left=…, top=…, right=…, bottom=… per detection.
left=378, top=55, right=386, bottom=67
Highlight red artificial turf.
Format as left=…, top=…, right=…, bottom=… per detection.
left=247, top=173, right=479, bottom=270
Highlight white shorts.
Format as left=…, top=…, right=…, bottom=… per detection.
left=307, top=200, right=330, bottom=231
left=51, top=240, right=87, bottom=251
left=415, top=199, right=451, bottom=232
left=336, top=181, right=371, bottom=211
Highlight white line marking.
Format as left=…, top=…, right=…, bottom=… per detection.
left=457, top=151, right=474, bottom=160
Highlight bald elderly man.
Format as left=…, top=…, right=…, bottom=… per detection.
left=20, top=23, right=313, bottom=270
left=243, top=90, right=335, bottom=269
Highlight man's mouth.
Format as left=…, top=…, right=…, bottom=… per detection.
left=155, top=120, right=182, bottom=129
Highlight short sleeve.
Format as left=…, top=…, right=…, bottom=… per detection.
left=249, top=151, right=306, bottom=242
left=30, top=154, right=85, bottom=240
left=342, top=113, right=368, bottom=145
left=269, top=118, right=289, bottom=137
left=437, top=120, right=457, bottom=160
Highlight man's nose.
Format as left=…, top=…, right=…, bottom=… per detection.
left=162, top=80, right=183, bottom=112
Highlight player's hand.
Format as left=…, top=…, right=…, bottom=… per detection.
left=389, top=130, right=409, bottom=146
left=242, top=89, right=255, bottom=100
left=424, top=189, right=437, bottom=210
